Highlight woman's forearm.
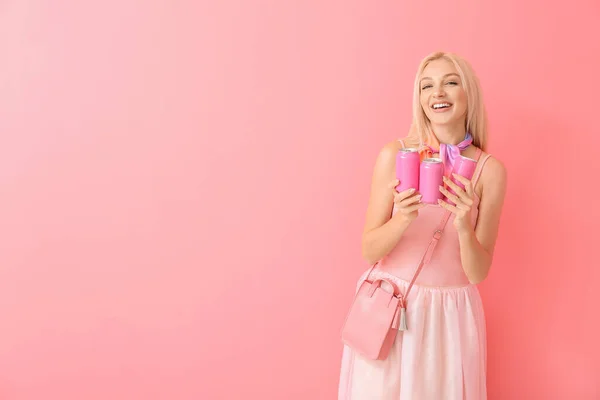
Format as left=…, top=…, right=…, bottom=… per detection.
left=361, top=215, right=412, bottom=265
left=458, top=228, right=492, bottom=284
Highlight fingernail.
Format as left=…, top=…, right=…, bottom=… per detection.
left=409, top=188, right=415, bottom=193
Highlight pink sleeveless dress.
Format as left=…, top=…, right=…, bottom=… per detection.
left=338, top=143, right=492, bottom=400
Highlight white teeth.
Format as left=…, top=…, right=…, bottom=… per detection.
left=433, top=103, right=451, bottom=109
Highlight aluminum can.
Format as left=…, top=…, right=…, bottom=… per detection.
left=446, top=156, right=477, bottom=205
left=395, top=148, right=420, bottom=192
left=419, top=158, right=444, bottom=204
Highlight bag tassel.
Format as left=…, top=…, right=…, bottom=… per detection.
left=399, top=307, right=407, bottom=331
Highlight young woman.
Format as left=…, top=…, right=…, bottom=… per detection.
left=338, top=51, right=507, bottom=399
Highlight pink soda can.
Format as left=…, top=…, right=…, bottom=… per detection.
left=419, top=158, right=444, bottom=204
left=395, top=148, right=420, bottom=192
left=446, top=155, right=477, bottom=205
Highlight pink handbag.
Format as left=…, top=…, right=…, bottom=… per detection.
left=340, top=211, right=451, bottom=360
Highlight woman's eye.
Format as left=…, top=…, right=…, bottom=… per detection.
left=421, top=84, right=432, bottom=90
left=446, top=81, right=458, bottom=86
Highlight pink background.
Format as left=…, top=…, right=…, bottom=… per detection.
left=1, top=0, right=598, bottom=399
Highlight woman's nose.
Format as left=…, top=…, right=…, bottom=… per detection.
left=433, top=87, right=446, bottom=97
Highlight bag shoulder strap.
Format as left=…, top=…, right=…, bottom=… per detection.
left=364, top=210, right=452, bottom=302
left=401, top=210, right=451, bottom=306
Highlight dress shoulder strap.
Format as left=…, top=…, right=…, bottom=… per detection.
left=472, top=153, right=493, bottom=187
left=398, top=139, right=405, bottom=148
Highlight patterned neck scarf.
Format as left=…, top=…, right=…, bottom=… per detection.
left=420, top=132, right=473, bottom=176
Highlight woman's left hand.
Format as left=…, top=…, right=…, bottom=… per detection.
left=438, top=174, right=475, bottom=233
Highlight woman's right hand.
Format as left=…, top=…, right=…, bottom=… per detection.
left=388, top=179, right=425, bottom=223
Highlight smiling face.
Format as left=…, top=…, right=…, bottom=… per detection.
left=419, top=58, right=468, bottom=130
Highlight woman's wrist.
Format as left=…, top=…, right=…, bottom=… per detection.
left=457, top=225, right=476, bottom=240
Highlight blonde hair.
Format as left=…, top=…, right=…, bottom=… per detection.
left=407, top=51, right=488, bottom=151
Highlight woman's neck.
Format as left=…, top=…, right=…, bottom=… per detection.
left=430, top=123, right=467, bottom=145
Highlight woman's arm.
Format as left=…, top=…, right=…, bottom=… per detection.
left=361, top=141, right=424, bottom=264
left=457, top=157, right=507, bottom=284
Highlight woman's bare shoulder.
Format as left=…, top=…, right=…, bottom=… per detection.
left=479, top=154, right=507, bottom=198
left=367, top=139, right=408, bottom=182
left=375, top=138, right=404, bottom=162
